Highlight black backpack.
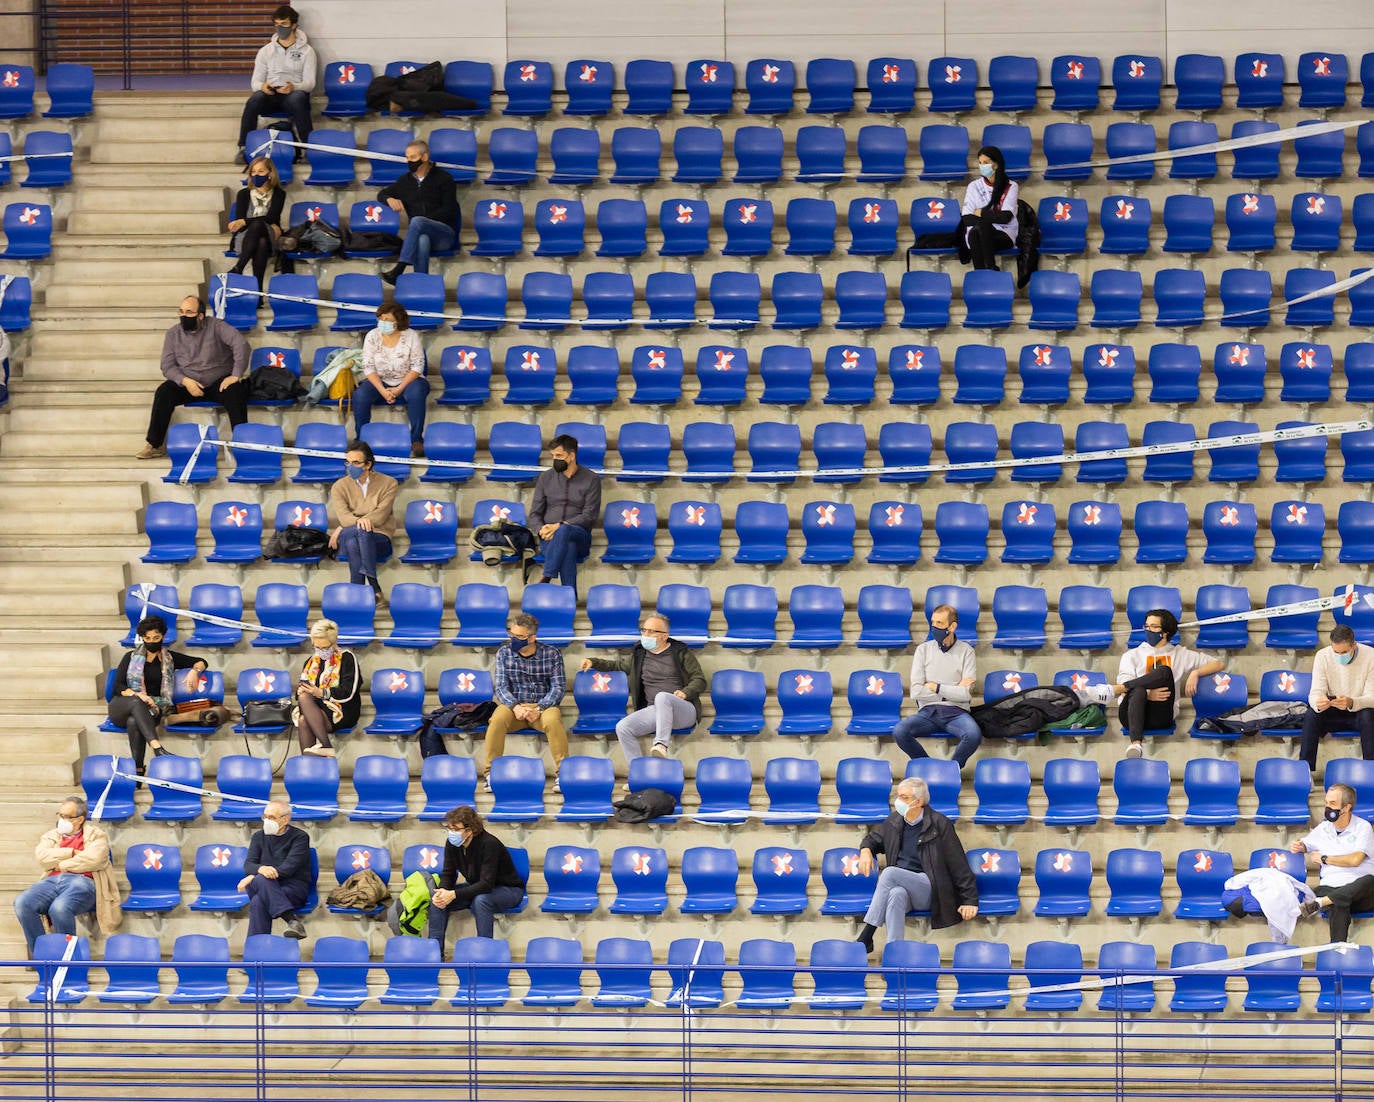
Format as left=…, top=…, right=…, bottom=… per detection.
left=970, top=685, right=1080, bottom=739
left=248, top=364, right=305, bottom=402
left=469, top=519, right=541, bottom=581
left=613, top=787, right=678, bottom=823
left=262, top=526, right=330, bottom=560
left=1015, top=198, right=1040, bottom=288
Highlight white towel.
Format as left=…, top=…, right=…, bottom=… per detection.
left=1225, top=866, right=1317, bottom=943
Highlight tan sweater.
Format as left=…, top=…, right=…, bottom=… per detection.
left=34, top=823, right=122, bottom=935
left=1309, top=643, right=1374, bottom=712
left=329, top=471, right=399, bottom=539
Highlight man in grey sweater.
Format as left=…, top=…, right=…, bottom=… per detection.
left=1300, top=624, right=1374, bottom=770
left=137, top=295, right=251, bottom=459
left=893, top=603, right=982, bottom=768
left=528, top=433, right=602, bottom=596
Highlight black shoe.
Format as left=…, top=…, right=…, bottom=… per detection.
left=1299, top=899, right=1323, bottom=920
left=284, top=917, right=307, bottom=939
left=369, top=578, right=387, bottom=608
left=151, top=744, right=170, bottom=757
left=381, top=265, right=404, bottom=286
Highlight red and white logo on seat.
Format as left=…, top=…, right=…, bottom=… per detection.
left=488, top=504, right=511, bottom=522
left=980, top=850, right=1001, bottom=872
left=1052, top=852, right=1074, bottom=872
left=1212, top=674, right=1231, bottom=692
left=267, top=351, right=286, bottom=368
left=486, top=201, right=507, bottom=219
left=882, top=64, right=901, bottom=83
left=1070, top=673, right=1089, bottom=692
left=1251, top=59, right=1268, bottom=78
left=520, top=350, right=541, bottom=370
left=794, top=674, right=814, bottom=693
left=1193, top=851, right=1213, bottom=872
left=699, top=63, right=718, bottom=83
left=841, top=348, right=860, bottom=369
left=388, top=672, right=408, bottom=692
left=1278, top=671, right=1297, bottom=693
left=212, top=847, right=233, bottom=868
left=1266, top=850, right=1286, bottom=869
left=1307, top=195, right=1326, bottom=216
left=1241, top=194, right=1260, bottom=215
left=884, top=505, right=904, bottom=526
left=1296, top=347, right=1318, bottom=369
left=631, top=852, right=653, bottom=875
left=842, top=853, right=862, bottom=875
left=1066, top=60, right=1084, bottom=79
left=455, top=349, right=478, bottom=370
left=1053, top=202, right=1072, bottom=222
left=648, top=349, right=667, bottom=369
left=253, top=671, right=276, bottom=694
left=620, top=507, right=640, bottom=527
left=19, top=206, right=41, bottom=225
left=1113, top=199, right=1134, bottom=220
left=419, top=847, right=440, bottom=870
left=905, top=348, right=925, bottom=369
left=761, top=64, right=780, bottom=84
left=351, top=849, right=372, bottom=870
left=2, top=71, right=19, bottom=87
left=713, top=349, right=735, bottom=371
left=1229, top=344, right=1250, bottom=365
left=1286, top=503, right=1307, bottom=524
left=423, top=501, right=444, bottom=523
left=227, top=505, right=249, bottom=527
left=864, top=203, right=882, bottom=223
left=865, top=675, right=885, bottom=695
left=815, top=504, right=836, bottom=526
left=456, top=672, right=476, bottom=692
left=362, top=204, right=383, bottom=224
left=305, top=206, right=322, bottom=221
left=1034, top=345, right=1054, bottom=365
left=561, top=851, right=584, bottom=874
left=519, top=64, right=537, bottom=82
left=337, top=65, right=355, bottom=83
left=399, top=66, right=417, bottom=75
left=1218, top=504, right=1239, bottom=526
left=1098, top=346, right=1119, bottom=366
left=944, top=64, right=962, bottom=83
left=290, top=505, right=312, bottom=526
left=925, top=200, right=946, bottom=220
left=771, top=852, right=793, bottom=875
left=579, top=64, right=598, bottom=82
left=1313, top=57, right=1332, bottom=76
left=589, top=672, right=613, bottom=693
left=676, top=203, right=694, bottom=223
left=549, top=204, right=567, bottom=224
left=684, top=504, right=706, bottom=526
left=1128, top=60, right=1146, bottom=78
left=738, top=204, right=758, bottom=224
left=1081, top=504, right=1102, bottom=525
left=1002, top=672, right=1022, bottom=691
left=142, top=847, right=163, bottom=870
left=1016, top=502, right=1037, bottom=524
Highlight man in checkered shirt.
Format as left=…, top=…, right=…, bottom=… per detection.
left=482, top=612, right=567, bottom=791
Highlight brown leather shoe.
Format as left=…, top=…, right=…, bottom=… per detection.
left=135, top=443, right=166, bottom=460
left=410, top=440, right=425, bottom=459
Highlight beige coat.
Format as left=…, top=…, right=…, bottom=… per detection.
left=329, top=470, right=399, bottom=539
left=34, top=822, right=123, bottom=935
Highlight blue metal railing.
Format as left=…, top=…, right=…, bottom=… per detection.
left=4, top=957, right=1374, bottom=1102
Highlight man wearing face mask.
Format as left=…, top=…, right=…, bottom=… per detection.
left=237, top=4, right=317, bottom=162
left=893, top=604, right=982, bottom=769
left=328, top=439, right=398, bottom=604
left=136, top=295, right=251, bottom=460
left=1299, top=625, right=1374, bottom=771
left=580, top=613, right=707, bottom=766
left=1108, top=608, right=1223, bottom=760
left=855, top=779, right=978, bottom=953
left=528, top=434, right=602, bottom=596
left=238, top=800, right=312, bottom=939
left=14, top=797, right=122, bottom=957
left=378, top=140, right=460, bottom=285
left=482, top=613, right=568, bottom=790
left=1290, top=784, right=1374, bottom=941
left=428, top=806, right=526, bottom=952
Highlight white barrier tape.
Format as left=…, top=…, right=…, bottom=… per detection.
left=106, top=755, right=342, bottom=816
left=248, top=132, right=478, bottom=174
left=0, top=151, right=74, bottom=162
left=177, top=423, right=214, bottom=487
left=43, top=932, right=80, bottom=1003
left=190, top=418, right=1370, bottom=482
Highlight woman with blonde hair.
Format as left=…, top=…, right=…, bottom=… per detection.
left=228, top=155, right=286, bottom=287
left=293, top=618, right=361, bottom=756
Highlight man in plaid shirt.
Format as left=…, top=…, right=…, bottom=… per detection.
left=483, top=612, right=568, bottom=790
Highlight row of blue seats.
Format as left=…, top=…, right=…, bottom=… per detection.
left=39, top=932, right=1370, bottom=1014
left=90, top=748, right=1343, bottom=833
left=255, top=191, right=1374, bottom=272
left=0, top=130, right=74, bottom=189
left=304, top=52, right=1373, bottom=121
left=215, top=266, right=1365, bottom=335
left=143, top=490, right=1363, bottom=577
left=0, top=63, right=94, bottom=119
left=161, top=416, right=1374, bottom=493
left=262, top=117, right=1366, bottom=191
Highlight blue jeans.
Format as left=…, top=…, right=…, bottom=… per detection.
left=398, top=216, right=456, bottom=274
left=14, top=874, right=96, bottom=955
left=428, top=884, right=525, bottom=944
left=540, top=523, right=591, bottom=594
left=863, top=866, right=932, bottom=939
left=894, top=706, right=983, bottom=767
left=337, top=527, right=392, bottom=584
left=354, top=375, right=431, bottom=443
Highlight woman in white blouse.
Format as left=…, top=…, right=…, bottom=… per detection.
left=355, top=301, right=430, bottom=457
left=957, top=146, right=1019, bottom=271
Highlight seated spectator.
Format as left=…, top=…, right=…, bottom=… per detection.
left=0, top=323, right=10, bottom=408
left=1300, top=625, right=1374, bottom=770
left=529, top=433, right=602, bottom=596
left=1107, top=608, right=1223, bottom=760
left=958, top=145, right=1018, bottom=270
left=328, top=439, right=398, bottom=604
left=237, top=4, right=317, bottom=162
left=228, top=156, right=286, bottom=288
left=428, top=806, right=526, bottom=952
left=108, top=614, right=209, bottom=775
left=378, top=140, right=460, bottom=284
left=237, top=800, right=312, bottom=938
left=136, top=295, right=250, bottom=461
left=894, top=604, right=982, bottom=769
left=293, top=618, right=361, bottom=757
left=581, top=613, right=706, bottom=765
left=355, top=302, right=429, bottom=458
left=1291, top=783, right=1374, bottom=942
left=14, top=796, right=121, bottom=957
left=855, top=778, right=978, bottom=954
left=482, top=613, right=568, bottom=789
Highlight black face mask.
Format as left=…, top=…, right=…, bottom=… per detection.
left=179, top=315, right=199, bottom=333
left=407, top=159, right=425, bottom=174
left=250, top=173, right=269, bottom=187
left=143, top=640, right=162, bottom=654
left=552, top=458, right=569, bottom=473
left=1326, top=806, right=1344, bottom=823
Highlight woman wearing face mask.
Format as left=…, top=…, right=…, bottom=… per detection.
left=108, top=615, right=209, bottom=775
left=355, top=302, right=429, bottom=458
left=227, top=156, right=286, bottom=288
left=293, top=618, right=362, bottom=757
left=957, top=145, right=1018, bottom=270
left=428, top=806, right=526, bottom=952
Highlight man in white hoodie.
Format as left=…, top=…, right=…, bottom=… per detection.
left=1299, top=624, right=1374, bottom=770
left=237, top=5, right=318, bottom=161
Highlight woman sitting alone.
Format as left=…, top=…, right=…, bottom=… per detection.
left=958, top=145, right=1019, bottom=271
left=228, top=155, right=286, bottom=287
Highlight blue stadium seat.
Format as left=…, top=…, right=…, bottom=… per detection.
left=1066, top=500, right=1122, bottom=565
left=1297, top=51, right=1348, bottom=108
left=144, top=756, right=203, bottom=822
left=1225, top=192, right=1277, bottom=253
left=427, top=128, right=477, bottom=183
left=1228, top=119, right=1280, bottom=181
left=96, top=933, right=164, bottom=1005
left=1041, top=123, right=1093, bottom=183
left=503, top=59, right=553, bottom=117
left=951, top=941, right=1011, bottom=1011
left=823, top=344, right=878, bottom=404
left=898, top=271, right=952, bottom=331
left=867, top=500, right=921, bottom=566
left=1162, top=194, right=1215, bottom=256
left=991, top=585, right=1047, bottom=649
left=187, top=842, right=248, bottom=912
left=22, top=130, right=73, bottom=188
left=1024, top=270, right=1080, bottom=332
left=42, top=62, right=95, bottom=118
left=834, top=271, right=888, bottom=330
left=1315, top=945, right=1374, bottom=1014
left=1201, top=500, right=1258, bottom=565
left=795, top=125, right=846, bottom=182
left=1097, top=942, right=1157, bottom=1011
left=1153, top=269, right=1207, bottom=329
left=1008, top=421, right=1063, bottom=484
left=832, top=757, right=893, bottom=823
left=163, top=423, right=219, bottom=486
left=942, top=422, right=998, bottom=485
left=1218, top=269, right=1272, bottom=329
left=453, top=272, right=507, bottom=331
left=1098, top=195, right=1151, bottom=256
left=856, top=584, right=914, bottom=648
left=982, top=122, right=1032, bottom=180
left=1235, top=51, right=1285, bottom=108
left=584, top=584, right=641, bottom=649
left=905, top=759, right=961, bottom=820
left=845, top=668, right=903, bottom=735
left=392, top=273, right=444, bottom=333
left=1038, top=197, right=1089, bottom=256
left=378, top=937, right=439, bottom=1006
left=1181, top=758, right=1242, bottom=825
left=746, top=422, right=801, bottom=483
left=470, top=198, right=523, bottom=259
left=907, top=196, right=962, bottom=258
left=590, top=937, right=653, bottom=1008
left=750, top=847, right=810, bottom=915
left=1104, top=122, right=1156, bottom=182
left=418, top=753, right=477, bottom=822
left=623, top=59, right=674, bottom=116
left=182, top=585, right=244, bottom=649
left=608, top=127, right=662, bottom=185
left=684, top=59, right=735, bottom=115
left=1033, top=848, right=1092, bottom=917
left=486, top=756, right=547, bottom=825
left=694, top=344, right=749, bottom=407
left=813, top=421, right=868, bottom=484
left=776, top=668, right=835, bottom=732
left=382, top=584, right=444, bottom=651
left=1001, top=499, right=1055, bottom=565
left=673, top=126, right=724, bottom=184
left=1112, top=757, right=1171, bottom=825
left=1129, top=500, right=1186, bottom=566
left=122, top=841, right=183, bottom=912
left=856, top=125, right=908, bottom=182
left=1081, top=342, right=1136, bottom=404
left=721, top=584, right=778, bottom=650
left=485, top=127, right=539, bottom=185
left=439, top=61, right=491, bottom=117
left=251, top=582, right=309, bottom=648
left=879, top=940, right=941, bottom=1012
left=637, top=271, right=694, bottom=331
left=1057, top=586, right=1116, bottom=650
left=1340, top=502, right=1374, bottom=565
left=736, top=939, right=797, bottom=1008
left=709, top=271, right=761, bottom=329
left=1171, top=945, right=1229, bottom=1021
left=707, top=669, right=767, bottom=735
left=962, top=269, right=1015, bottom=330
left=745, top=58, right=795, bottom=115
left=658, top=198, right=710, bottom=258
left=664, top=937, right=726, bottom=1008
left=1291, top=192, right=1342, bottom=252
left=771, top=270, right=824, bottom=330
left=867, top=57, right=917, bottom=114
left=1193, top=586, right=1252, bottom=650
left=877, top=422, right=933, bottom=485
left=580, top=274, right=634, bottom=332
left=1104, top=848, right=1164, bottom=916
left=521, top=936, right=584, bottom=1007
left=693, top=759, right=752, bottom=826
left=806, top=939, right=870, bottom=1011
left=347, top=755, right=410, bottom=823
left=1296, top=122, right=1346, bottom=179
left=544, top=128, right=600, bottom=185
left=1090, top=269, right=1142, bottom=327
left=973, top=758, right=1031, bottom=825
left=628, top=344, right=684, bottom=406
left=800, top=503, right=857, bottom=566
left=1212, top=340, right=1266, bottom=403
left=680, top=423, right=735, bottom=484
left=819, top=847, right=877, bottom=915
left=599, top=500, right=657, bottom=566
left=763, top=758, right=822, bottom=824
left=569, top=670, right=629, bottom=736
left=928, top=57, right=977, bottom=112
left=1269, top=501, right=1325, bottom=566
left=918, top=124, right=970, bottom=181
left=985, top=669, right=1039, bottom=704
left=732, top=127, right=784, bottom=184
left=608, top=846, right=668, bottom=915
left=847, top=197, right=899, bottom=256
left=141, top=501, right=198, bottom=565
left=319, top=582, right=377, bottom=647
left=399, top=498, right=458, bottom=566
left=1355, top=199, right=1374, bottom=251
left=1021, top=941, right=1084, bottom=1012
left=650, top=588, right=706, bottom=648
left=1285, top=268, right=1337, bottom=328
left=666, top=500, right=723, bottom=565
left=1174, top=53, right=1224, bottom=110
left=1075, top=421, right=1129, bottom=484
left=1043, top=759, right=1101, bottom=827
left=326, top=844, right=390, bottom=915
left=1241, top=941, right=1303, bottom=1013
left=451, top=582, right=510, bottom=646
left=532, top=198, right=585, bottom=258
left=989, top=54, right=1039, bottom=112
left=165, top=934, right=230, bottom=1005
left=561, top=59, right=612, bottom=116
left=1044, top=53, right=1098, bottom=112
left=595, top=198, right=648, bottom=259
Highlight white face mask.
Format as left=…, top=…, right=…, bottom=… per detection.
left=262, top=816, right=282, bottom=836
left=894, top=799, right=911, bottom=819
left=640, top=634, right=661, bottom=651
left=56, top=817, right=77, bottom=836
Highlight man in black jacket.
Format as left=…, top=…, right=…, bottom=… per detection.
left=429, top=806, right=525, bottom=950
left=580, top=613, right=707, bottom=765
left=379, top=140, right=460, bottom=284
left=855, top=778, right=978, bottom=952
left=238, top=801, right=312, bottom=938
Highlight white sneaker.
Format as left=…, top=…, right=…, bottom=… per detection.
left=1125, top=741, right=1143, bottom=759
left=650, top=742, right=669, bottom=757
left=482, top=776, right=493, bottom=793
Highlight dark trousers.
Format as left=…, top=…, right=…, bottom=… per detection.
left=1299, top=706, right=1374, bottom=769
left=1320, top=875, right=1374, bottom=941
left=146, top=379, right=249, bottom=447
left=108, top=695, right=162, bottom=770
left=232, top=219, right=277, bottom=287
left=540, top=523, right=591, bottom=595
left=353, top=376, right=431, bottom=443
left=959, top=214, right=1014, bottom=270
left=246, top=873, right=309, bottom=937
left=427, top=884, right=525, bottom=945
left=1120, top=665, right=1175, bottom=740
left=238, top=89, right=313, bottom=148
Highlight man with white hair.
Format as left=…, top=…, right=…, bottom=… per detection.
left=1291, top=783, right=1374, bottom=942
left=855, top=777, right=978, bottom=952
left=238, top=800, right=312, bottom=938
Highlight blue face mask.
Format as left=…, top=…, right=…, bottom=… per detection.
left=447, top=831, right=465, bottom=847
left=1337, top=649, right=1355, bottom=666
left=345, top=463, right=365, bottom=480
left=979, top=162, right=995, bottom=178
left=927, top=626, right=953, bottom=646
left=509, top=634, right=528, bottom=651
left=377, top=319, right=396, bottom=336
left=1144, top=630, right=1165, bottom=646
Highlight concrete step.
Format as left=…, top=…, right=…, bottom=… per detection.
left=5, top=403, right=151, bottom=433
left=72, top=186, right=231, bottom=214
left=42, top=258, right=208, bottom=283
left=4, top=505, right=140, bottom=535
left=30, top=329, right=170, bottom=359
left=0, top=481, right=142, bottom=510
left=90, top=140, right=240, bottom=165
left=67, top=210, right=222, bottom=235
left=44, top=278, right=210, bottom=310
